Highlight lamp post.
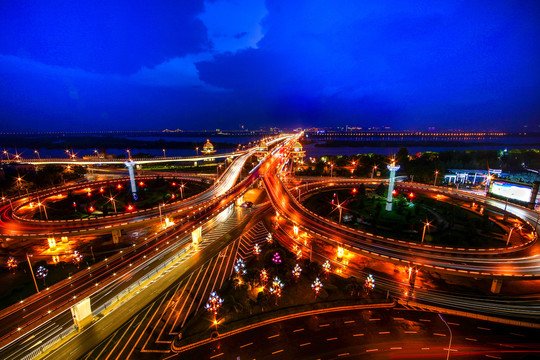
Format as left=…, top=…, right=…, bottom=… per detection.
left=162, top=149, right=166, bottom=158
left=371, top=165, right=377, bottom=179
left=421, top=221, right=431, bottom=244
left=330, top=164, right=334, bottom=177
left=180, top=183, right=185, bottom=199
left=439, top=314, right=453, bottom=360
left=195, top=147, right=199, bottom=156
left=434, top=170, right=439, bottom=186
left=26, top=253, right=40, bottom=293
left=34, top=150, right=41, bottom=160
left=159, top=203, right=164, bottom=228
left=126, top=149, right=131, bottom=160
left=506, top=225, right=522, bottom=247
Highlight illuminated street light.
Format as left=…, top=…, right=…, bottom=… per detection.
left=371, top=165, right=377, bottom=179
left=506, top=225, right=523, bottom=247
left=73, top=251, right=83, bottom=268
left=260, top=268, right=269, bottom=285
left=311, top=277, right=323, bottom=298
left=162, top=148, right=166, bottom=158
left=34, top=150, right=40, bottom=160
left=267, top=232, right=273, bottom=243
left=434, top=170, right=439, bottom=186
left=322, top=260, right=331, bottom=275
left=421, top=221, right=431, bottom=245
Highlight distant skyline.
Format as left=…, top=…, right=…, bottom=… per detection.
left=1, top=1, right=540, bottom=131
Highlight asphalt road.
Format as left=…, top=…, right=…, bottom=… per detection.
left=171, top=307, right=540, bottom=360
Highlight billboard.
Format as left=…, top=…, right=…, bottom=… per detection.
left=490, top=181, right=532, bottom=203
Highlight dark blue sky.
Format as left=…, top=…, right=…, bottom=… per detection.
left=1, top=1, right=539, bottom=131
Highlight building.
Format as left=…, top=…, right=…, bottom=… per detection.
left=202, top=139, right=216, bottom=155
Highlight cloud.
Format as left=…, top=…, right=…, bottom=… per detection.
left=0, top=1, right=210, bottom=75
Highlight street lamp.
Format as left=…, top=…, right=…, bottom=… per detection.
left=162, top=148, right=166, bottom=158
left=195, top=147, right=199, bottom=156
left=34, top=150, right=40, bottom=160
left=269, top=276, right=284, bottom=305
left=205, top=291, right=223, bottom=331
left=126, top=149, right=131, bottom=160
left=330, top=163, right=334, bottom=177
left=421, top=221, right=431, bottom=245
left=434, top=170, right=439, bottom=186
left=371, top=165, right=377, bottom=179
left=180, top=182, right=185, bottom=199
left=311, top=277, right=323, bottom=298
left=506, top=225, right=522, bottom=247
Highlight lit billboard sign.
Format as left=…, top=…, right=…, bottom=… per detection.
left=490, top=181, right=532, bottom=203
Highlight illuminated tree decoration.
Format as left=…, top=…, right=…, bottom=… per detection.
left=36, top=265, right=48, bottom=286
left=260, top=268, right=269, bottom=285
left=204, top=291, right=224, bottom=316
left=269, top=276, right=284, bottom=305
left=292, top=264, right=302, bottom=279
left=72, top=251, right=83, bottom=267
left=234, top=258, right=246, bottom=275
left=272, top=252, right=282, bottom=265
left=322, top=260, right=331, bottom=274
left=253, top=243, right=261, bottom=256
left=7, top=257, right=17, bottom=271
left=311, top=277, right=323, bottom=297
left=364, top=274, right=375, bottom=293
left=266, top=232, right=273, bottom=243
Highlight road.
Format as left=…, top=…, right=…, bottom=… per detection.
left=170, top=306, right=540, bottom=359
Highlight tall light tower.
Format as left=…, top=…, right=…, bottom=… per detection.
left=385, top=160, right=400, bottom=211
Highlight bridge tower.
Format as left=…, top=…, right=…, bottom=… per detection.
left=385, top=160, right=400, bottom=211
left=124, top=161, right=138, bottom=200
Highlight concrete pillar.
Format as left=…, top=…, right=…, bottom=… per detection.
left=386, top=163, right=401, bottom=211
left=192, top=226, right=202, bottom=245
left=71, top=297, right=93, bottom=329
left=124, top=161, right=138, bottom=201
left=112, top=228, right=121, bottom=244
left=490, top=278, right=502, bottom=294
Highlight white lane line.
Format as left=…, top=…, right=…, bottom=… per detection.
left=485, top=355, right=501, bottom=359
left=466, top=338, right=477, bottom=342
left=210, top=353, right=224, bottom=359
left=433, top=333, right=446, bottom=337
left=379, top=331, right=390, bottom=335
left=319, top=323, right=330, bottom=327
left=393, top=317, right=404, bottom=321
left=390, top=347, right=402, bottom=350
left=510, top=332, right=524, bottom=337
left=337, top=353, right=350, bottom=357
left=404, top=331, right=417, bottom=334
left=478, top=327, right=491, bottom=331
left=353, top=333, right=364, bottom=337
left=366, top=349, right=378, bottom=352
left=448, top=322, right=460, bottom=326
left=240, top=342, right=253, bottom=348
left=421, top=347, right=430, bottom=350
left=419, top=319, right=431, bottom=322
left=344, top=320, right=355, bottom=324
left=293, top=328, right=304, bottom=333
left=327, top=337, right=338, bottom=341
left=369, top=318, right=380, bottom=321
left=272, top=349, right=284, bottom=355
left=299, top=342, right=311, bottom=347
left=268, top=334, right=279, bottom=339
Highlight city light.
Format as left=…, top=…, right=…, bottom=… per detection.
left=7, top=257, right=17, bottom=271
left=269, top=276, right=284, bottom=304
left=234, top=258, right=246, bottom=275
left=253, top=243, right=261, bottom=256
left=364, top=274, right=375, bottom=293
left=272, top=252, right=282, bottom=265
left=322, top=260, right=331, bottom=274
left=292, top=264, right=302, bottom=279
left=260, top=269, right=269, bottom=285
left=311, top=277, right=323, bottom=298
left=36, top=266, right=48, bottom=286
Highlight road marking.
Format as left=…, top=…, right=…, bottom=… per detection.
left=353, top=333, right=364, bottom=337
left=433, top=333, right=446, bottom=337
left=393, top=317, right=404, bottom=320
left=510, top=332, right=524, bottom=337
left=319, top=323, right=330, bottom=327
left=272, top=349, right=284, bottom=355
left=466, top=338, right=477, bottom=342
left=338, top=353, right=350, bottom=357
left=366, top=349, right=378, bottom=352
left=344, top=320, right=355, bottom=324
left=369, top=318, right=380, bottom=321
left=299, top=343, right=311, bottom=347
left=240, top=342, right=253, bottom=348
left=268, top=334, right=279, bottom=339
left=293, top=328, right=304, bottom=332
left=448, top=322, right=460, bottom=326
left=379, top=331, right=390, bottom=335
left=485, top=355, right=501, bottom=359
left=419, top=319, right=431, bottom=322
left=327, top=337, right=338, bottom=341
left=478, top=327, right=491, bottom=331
left=210, top=353, right=224, bottom=359
left=404, top=331, right=417, bottom=334
left=390, top=347, right=402, bottom=350
left=422, top=347, right=430, bottom=350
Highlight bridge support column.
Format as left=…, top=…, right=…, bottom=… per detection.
left=124, top=161, right=138, bottom=201
left=386, top=162, right=401, bottom=212
left=490, top=279, right=503, bottom=294
left=192, top=226, right=202, bottom=245
left=71, top=297, right=93, bottom=329
left=112, top=228, right=121, bottom=244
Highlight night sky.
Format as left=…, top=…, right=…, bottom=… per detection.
left=1, top=1, right=539, bottom=131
